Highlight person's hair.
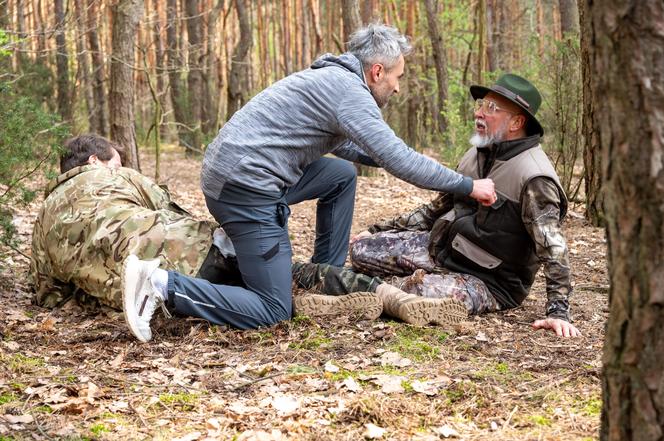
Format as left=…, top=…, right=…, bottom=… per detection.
left=60, top=134, right=124, bottom=173
left=347, top=23, right=413, bottom=70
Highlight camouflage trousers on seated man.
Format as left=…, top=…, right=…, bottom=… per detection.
left=294, top=231, right=499, bottom=316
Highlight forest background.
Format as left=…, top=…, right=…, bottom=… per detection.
left=0, top=0, right=585, bottom=247
left=4, top=0, right=660, bottom=440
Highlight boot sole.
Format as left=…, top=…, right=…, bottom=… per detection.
left=121, top=255, right=146, bottom=342
left=294, top=292, right=383, bottom=321
left=399, top=297, right=468, bottom=327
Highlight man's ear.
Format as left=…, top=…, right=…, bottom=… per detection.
left=87, top=154, right=98, bottom=165
left=369, top=63, right=384, bottom=82
left=511, top=115, right=527, bottom=132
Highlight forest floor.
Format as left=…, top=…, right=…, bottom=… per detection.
left=0, top=152, right=607, bottom=441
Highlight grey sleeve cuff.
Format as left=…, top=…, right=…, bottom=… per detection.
left=459, top=176, right=474, bottom=196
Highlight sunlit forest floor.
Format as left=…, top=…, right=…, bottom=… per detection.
left=1, top=151, right=605, bottom=440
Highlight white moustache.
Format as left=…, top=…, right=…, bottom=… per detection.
left=475, top=119, right=487, bottom=129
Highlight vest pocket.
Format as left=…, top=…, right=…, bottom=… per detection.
left=451, top=233, right=502, bottom=269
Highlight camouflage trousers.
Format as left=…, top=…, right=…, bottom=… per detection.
left=292, top=262, right=383, bottom=295
left=350, top=231, right=499, bottom=315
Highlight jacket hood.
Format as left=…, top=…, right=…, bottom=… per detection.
left=311, top=52, right=366, bottom=84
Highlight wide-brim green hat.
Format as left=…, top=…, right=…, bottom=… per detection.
left=470, top=73, right=544, bottom=136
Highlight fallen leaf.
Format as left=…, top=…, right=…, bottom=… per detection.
left=411, top=380, right=438, bottom=396
left=1, top=414, right=34, bottom=424
left=380, top=351, right=412, bottom=368
left=363, top=423, right=386, bottom=439
left=339, top=377, right=362, bottom=393
left=324, top=361, right=340, bottom=373
left=172, top=432, right=202, bottom=441
left=370, top=375, right=405, bottom=394
left=433, top=425, right=460, bottom=438
left=475, top=331, right=489, bottom=342
left=271, top=394, right=300, bottom=415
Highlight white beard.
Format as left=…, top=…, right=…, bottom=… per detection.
left=470, top=119, right=509, bottom=148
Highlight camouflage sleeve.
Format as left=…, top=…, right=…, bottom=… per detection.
left=521, top=177, right=573, bottom=322
left=368, top=192, right=453, bottom=233
left=29, top=218, right=74, bottom=308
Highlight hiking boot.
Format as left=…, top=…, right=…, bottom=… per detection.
left=122, top=254, right=171, bottom=343
left=293, top=292, right=383, bottom=320
left=375, top=283, right=468, bottom=327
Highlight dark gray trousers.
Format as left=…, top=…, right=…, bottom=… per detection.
left=168, top=157, right=357, bottom=329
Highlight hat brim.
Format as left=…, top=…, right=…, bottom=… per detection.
left=470, top=85, right=544, bottom=136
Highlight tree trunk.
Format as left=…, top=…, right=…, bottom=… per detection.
left=579, top=0, right=602, bottom=226
left=424, top=0, right=448, bottom=134
left=150, top=0, right=168, bottom=139
left=54, top=0, right=72, bottom=122
left=589, top=1, right=664, bottom=439
left=226, top=0, right=252, bottom=120
left=558, top=0, right=579, bottom=35
left=87, top=0, right=109, bottom=137
left=185, top=0, right=204, bottom=154
left=73, top=0, right=95, bottom=132
left=202, top=0, right=224, bottom=134
left=166, top=0, right=191, bottom=149
left=110, top=0, right=143, bottom=170
left=341, top=0, right=361, bottom=43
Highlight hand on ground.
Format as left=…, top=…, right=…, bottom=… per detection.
left=532, top=318, right=582, bottom=338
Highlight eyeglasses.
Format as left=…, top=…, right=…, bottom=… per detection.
left=474, top=99, right=517, bottom=115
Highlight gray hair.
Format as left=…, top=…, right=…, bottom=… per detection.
left=347, top=23, right=413, bottom=70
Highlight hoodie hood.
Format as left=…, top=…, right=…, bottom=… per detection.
left=311, top=52, right=366, bottom=84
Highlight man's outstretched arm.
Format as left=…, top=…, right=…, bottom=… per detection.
left=522, top=178, right=581, bottom=338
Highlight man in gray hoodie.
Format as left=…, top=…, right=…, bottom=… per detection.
left=120, top=24, right=496, bottom=341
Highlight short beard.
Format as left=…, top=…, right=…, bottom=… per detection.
left=470, top=119, right=509, bottom=148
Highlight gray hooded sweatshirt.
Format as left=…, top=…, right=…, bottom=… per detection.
left=201, top=52, right=473, bottom=199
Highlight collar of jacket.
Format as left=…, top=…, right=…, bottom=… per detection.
left=476, top=134, right=541, bottom=162
left=45, top=165, right=98, bottom=197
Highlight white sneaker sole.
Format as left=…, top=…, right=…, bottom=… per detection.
left=294, top=292, right=383, bottom=321
left=122, top=255, right=150, bottom=343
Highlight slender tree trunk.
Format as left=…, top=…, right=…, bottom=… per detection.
left=54, top=0, right=72, bottom=122
left=73, top=0, right=95, bottom=132
left=579, top=0, right=602, bottom=225
left=476, top=0, right=486, bottom=84
left=203, top=0, right=224, bottom=134
left=341, top=0, right=361, bottom=43
left=226, top=0, right=252, bottom=120
left=87, top=0, right=109, bottom=136
left=150, top=0, right=168, bottom=139
left=185, top=0, right=204, bottom=153
left=424, top=0, right=448, bottom=134
left=110, top=0, right=144, bottom=170
left=166, top=0, right=191, bottom=149
left=309, top=0, right=323, bottom=58
left=559, top=0, right=579, bottom=35
left=588, top=1, right=664, bottom=439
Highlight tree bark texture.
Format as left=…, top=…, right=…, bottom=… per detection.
left=166, top=0, right=191, bottom=149
left=590, top=1, right=664, bottom=440
left=87, top=0, right=108, bottom=137
left=341, top=0, right=361, bottom=43
left=226, top=0, right=252, bottom=120
left=185, top=0, right=204, bottom=153
left=110, top=0, right=143, bottom=170
left=579, top=0, right=602, bottom=225
left=54, top=0, right=72, bottom=122
left=558, top=0, right=579, bottom=35
left=73, top=0, right=95, bottom=132
left=424, top=0, right=448, bottom=134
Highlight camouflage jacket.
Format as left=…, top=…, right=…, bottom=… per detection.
left=29, top=166, right=216, bottom=310
left=369, top=177, right=573, bottom=322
